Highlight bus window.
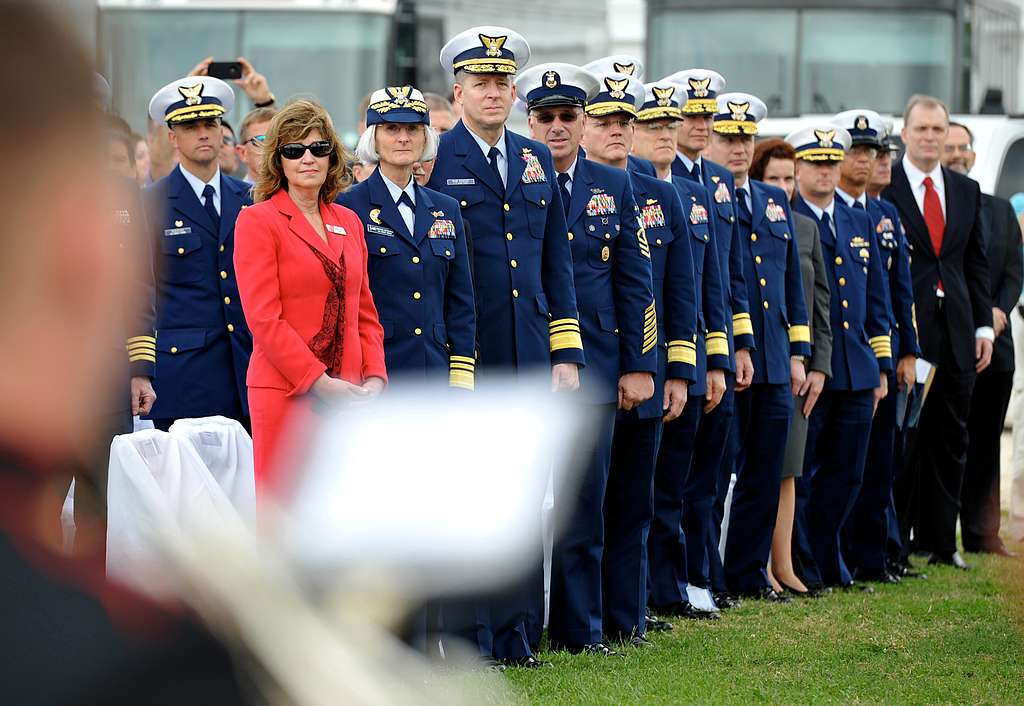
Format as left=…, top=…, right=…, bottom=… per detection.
left=996, top=137, right=1024, bottom=201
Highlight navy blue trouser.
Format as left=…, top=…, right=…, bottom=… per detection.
left=725, top=383, right=792, bottom=594
left=843, top=371, right=898, bottom=573
left=803, top=388, right=876, bottom=586
left=707, top=376, right=737, bottom=594
left=603, top=412, right=662, bottom=639
left=549, top=403, right=618, bottom=648
left=647, top=395, right=702, bottom=608
left=682, top=380, right=735, bottom=590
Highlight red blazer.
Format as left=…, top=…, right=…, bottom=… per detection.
left=234, top=189, right=387, bottom=395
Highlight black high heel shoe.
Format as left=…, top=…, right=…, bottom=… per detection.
left=777, top=579, right=819, bottom=598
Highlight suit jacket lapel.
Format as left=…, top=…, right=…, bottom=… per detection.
left=941, top=166, right=957, bottom=241
left=413, top=183, right=436, bottom=243
left=272, top=190, right=334, bottom=260
left=368, top=170, right=414, bottom=242
left=504, top=132, right=527, bottom=199
left=567, top=156, right=593, bottom=226
left=453, top=122, right=505, bottom=198
left=889, top=163, right=934, bottom=256
left=169, top=167, right=217, bottom=239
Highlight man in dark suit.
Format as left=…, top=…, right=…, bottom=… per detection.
left=884, top=96, right=994, bottom=570
left=943, top=122, right=1022, bottom=557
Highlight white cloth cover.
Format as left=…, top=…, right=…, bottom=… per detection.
left=169, top=416, right=256, bottom=523
left=105, top=429, right=239, bottom=596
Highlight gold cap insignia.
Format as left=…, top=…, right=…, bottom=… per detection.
left=177, top=83, right=204, bottom=106
left=688, top=77, right=711, bottom=98
left=605, top=77, right=628, bottom=99
left=653, top=85, right=676, bottom=107
left=814, top=129, right=836, bottom=149
left=613, top=62, right=635, bottom=76
left=855, top=115, right=869, bottom=131
left=544, top=71, right=559, bottom=89
left=386, top=86, right=411, bottom=105
left=479, top=34, right=507, bottom=58
left=728, top=101, right=750, bottom=121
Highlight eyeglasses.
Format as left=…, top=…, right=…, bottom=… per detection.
left=279, top=140, right=333, bottom=160
left=246, top=135, right=266, bottom=148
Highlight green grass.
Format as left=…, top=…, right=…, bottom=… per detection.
left=505, top=541, right=1024, bottom=705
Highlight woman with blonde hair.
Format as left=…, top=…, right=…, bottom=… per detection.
left=235, top=99, right=387, bottom=490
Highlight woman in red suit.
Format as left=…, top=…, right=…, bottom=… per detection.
left=234, top=100, right=387, bottom=490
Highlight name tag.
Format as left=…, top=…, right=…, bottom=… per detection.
left=163, top=227, right=192, bottom=236
left=447, top=178, right=475, bottom=186
left=326, top=224, right=347, bottom=235
left=366, top=224, right=395, bottom=236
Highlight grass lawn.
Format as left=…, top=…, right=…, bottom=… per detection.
left=505, top=540, right=1024, bottom=705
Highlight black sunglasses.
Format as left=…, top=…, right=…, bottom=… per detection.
left=534, top=111, right=581, bottom=124
left=279, top=140, right=333, bottom=160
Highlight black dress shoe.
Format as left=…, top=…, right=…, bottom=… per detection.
left=478, top=657, right=507, bottom=673
left=854, top=568, right=901, bottom=584
left=712, top=592, right=742, bottom=610
left=928, top=551, right=971, bottom=570
left=500, top=655, right=551, bottom=669
left=742, top=586, right=792, bottom=603
left=644, top=613, right=674, bottom=632
left=628, top=635, right=653, bottom=648
left=655, top=601, right=721, bottom=620
left=572, top=642, right=617, bottom=656
left=837, top=581, right=875, bottom=593
left=888, top=560, right=928, bottom=580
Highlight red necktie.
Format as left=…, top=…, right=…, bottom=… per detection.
left=923, top=176, right=945, bottom=256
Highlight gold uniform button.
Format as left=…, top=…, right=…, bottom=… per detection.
left=843, top=321, right=850, bottom=330
left=227, top=323, right=235, bottom=333
left=177, top=247, right=185, bottom=255
left=512, top=289, right=519, bottom=298
left=759, top=278, right=767, bottom=286
left=219, top=244, right=225, bottom=253
left=704, top=234, right=709, bottom=241
left=220, top=270, right=228, bottom=279
left=506, top=232, right=513, bottom=240
left=839, top=277, right=847, bottom=286
left=730, top=216, right=735, bottom=222
left=170, top=346, right=178, bottom=354
left=763, top=300, right=769, bottom=310
left=835, top=256, right=843, bottom=265
left=842, top=299, right=849, bottom=308
left=568, top=233, right=574, bottom=241
left=541, top=199, right=546, bottom=206
left=503, top=203, right=510, bottom=212
left=510, top=259, right=518, bottom=268
left=414, top=327, right=422, bottom=335
left=460, top=200, right=467, bottom=207
left=413, top=291, right=421, bottom=300
left=604, top=233, right=611, bottom=240
left=379, top=246, right=387, bottom=254
left=750, top=233, right=757, bottom=242
left=223, top=296, right=231, bottom=305
left=656, top=239, right=662, bottom=246
left=412, top=256, right=420, bottom=264
left=445, top=249, right=452, bottom=257
left=784, top=233, right=790, bottom=239
left=755, top=255, right=763, bottom=264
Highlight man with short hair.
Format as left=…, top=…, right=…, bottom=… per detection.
left=428, top=25, right=583, bottom=669
left=235, top=106, right=276, bottom=183
left=423, top=92, right=456, bottom=133
left=142, top=76, right=254, bottom=431
left=219, top=119, right=241, bottom=176
left=944, top=121, right=1022, bottom=557
left=884, top=95, right=993, bottom=570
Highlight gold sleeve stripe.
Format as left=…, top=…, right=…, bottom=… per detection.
left=550, top=330, right=584, bottom=352
left=706, top=336, right=729, bottom=357
left=127, top=342, right=156, bottom=352
left=732, top=313, right=754, bottom=337
left=788, top=324, right=811, bottom=343
left=870, top=334, right=893, bottom=358
left=127, top=335, right=156, bottom=345
left=705, top=331, right=728, bottom=340
left=668, top=341, right=697, bottom=365
left=450, top=362, right=475, bottom=373
left=450, top=355, right=475, bottom=366
left=449, top=368, right=475, bottom=391
left=550, top=318, right=581, bottom=332
left=129, top=353, right=157, bottom=363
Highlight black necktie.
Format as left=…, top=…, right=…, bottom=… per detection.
left=737, top=188, right=752, bottom=225
left=202, top=184, right=220, bottom=232
left=557, top=172, right=571, bottom=217
left=818, top=211, right=834, bottom=242
left=487, top=146, right=503, bottom=190
left=690, top=162, right=701, bottom=183
left=852, top=201, right=865, bottom=211
left=397, top=192, right=414, bottom=211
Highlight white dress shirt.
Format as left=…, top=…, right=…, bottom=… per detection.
left=678, top=152, right=702, bottom=177
left=835, top=186, right=868, bottom=210
left=901, top=154, right=946, bottom=219
left=466, top=125, right=508, bottom=186
left=802, top=198, right=836, bottom=236
left=179, top=164, right=221, bottom=215
left=380, top=172, right=416, bottom=235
